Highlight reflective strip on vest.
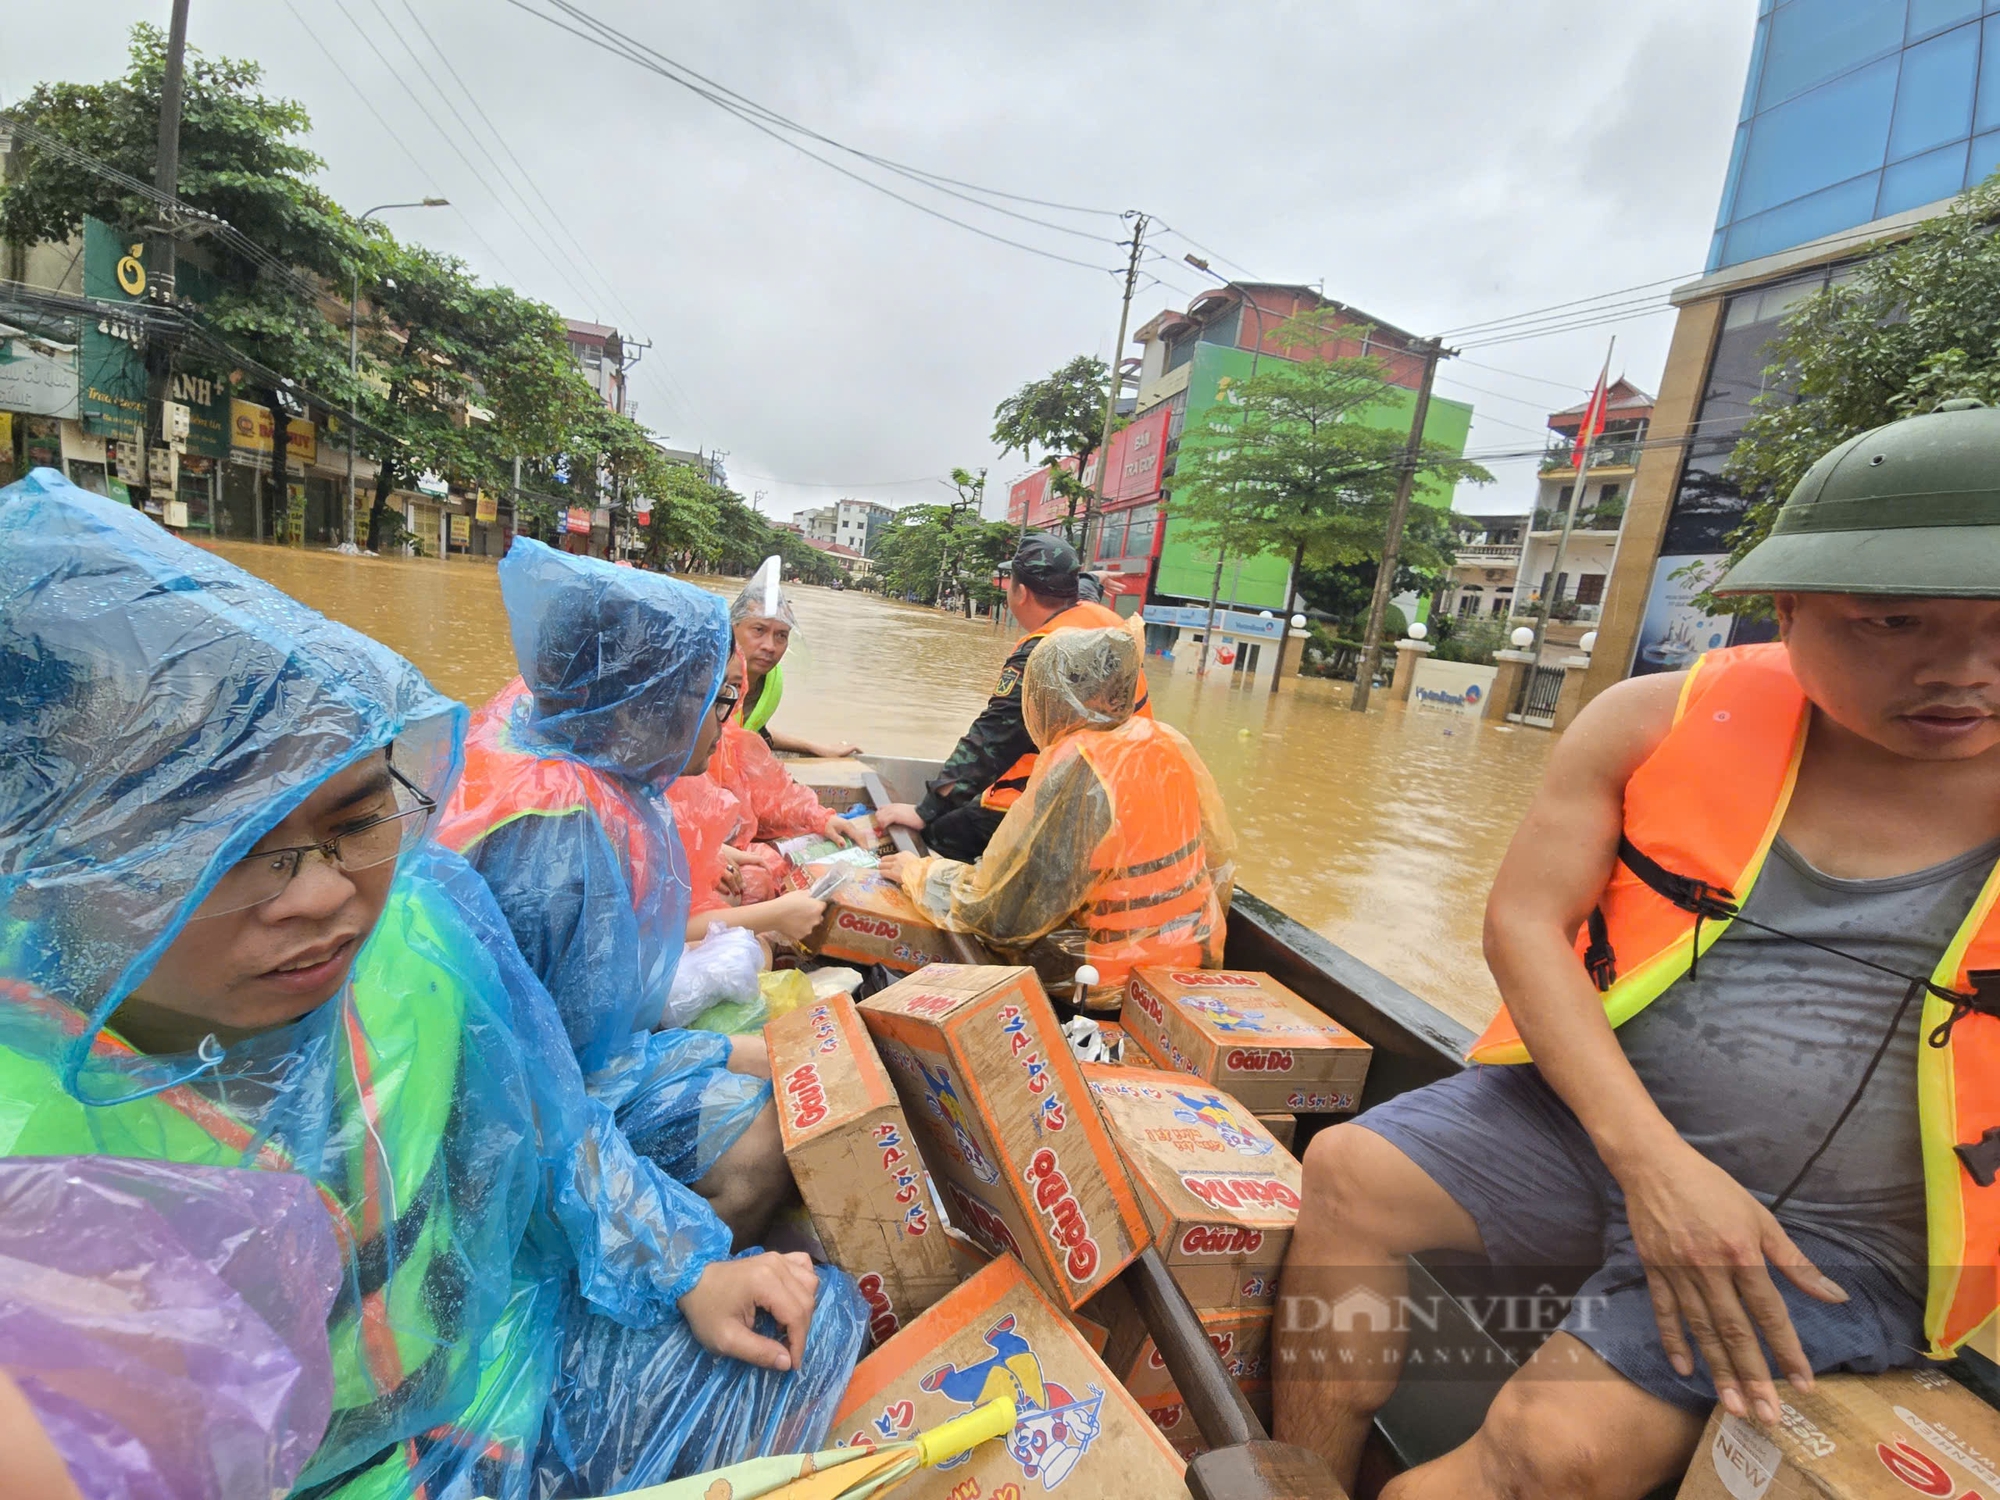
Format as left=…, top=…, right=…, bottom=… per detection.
left=979, top=602, right=1153, bottom=813
left=1466, top=642, right=2000, bottom=1358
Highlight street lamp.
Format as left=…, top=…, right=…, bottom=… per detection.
left=346, top=197, right=448, bottom=549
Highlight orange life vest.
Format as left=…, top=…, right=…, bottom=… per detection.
left=1469, top=643, right=2000, bottom=1358
left=980, top=601, right=1155, bottom=812
left=1067, top=718, right=1223, bottom=993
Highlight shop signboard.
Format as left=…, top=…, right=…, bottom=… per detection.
left=1101, top=405, right=1171, bottom=503
left=474, top=489, right=498, bottom=524
left=449, top=514, right=470, bottom=545
left=166, top=370, right=229, bottom=459
left=230, top=398, right=275, bottom=458
left=79, top=220, right=150, bottom=444
left=0, top=331, right=79, bottom=418
left=1629, top=554, right=1735, bottom=677
left=286, top=417, right=317, bottom=470
left=1140, top=604, right=1286, bottom=640
left=1408, top=659, right=1498, bottom=719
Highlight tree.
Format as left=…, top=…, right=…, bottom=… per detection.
left=868, top=492, right=1016, bottom=611
left=1292, top=505, right=1466, bottom=626
left=1170, top=311, right=1491, bottom=616
left=992, top=354, right=1111, bottom=546
left=1721, top=177, right=2000, bottom=595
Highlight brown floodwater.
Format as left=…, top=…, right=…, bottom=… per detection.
left=206, top=543, right=1553, bottom=1028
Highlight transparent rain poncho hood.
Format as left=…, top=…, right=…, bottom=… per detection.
left=502, top=536, right=731, bottom=787
left=898, top=627, right=1235, bottom=1003
left=729, top=554, right=799, bottom=629
left=0, top=472, right=866, bottom=1495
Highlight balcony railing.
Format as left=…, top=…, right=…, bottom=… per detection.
left=1455, top=542, right=1522, bottom=563
left=1539, top=436, right=1643, bottom=473
left=1530, top=505, right=1625, bottom=534
left=1511, top=600, right=1603, bottom=624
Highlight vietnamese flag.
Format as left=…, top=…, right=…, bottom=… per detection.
left=1571, top=343, right=1615, bottom=471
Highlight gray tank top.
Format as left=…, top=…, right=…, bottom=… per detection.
left=1616, top=834, right=2000, bottom=1300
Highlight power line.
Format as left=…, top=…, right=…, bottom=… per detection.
left=494, top=0, right=1121, bottom=275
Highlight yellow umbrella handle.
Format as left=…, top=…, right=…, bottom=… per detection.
left=914, top=1398, right=1017, bottom=1469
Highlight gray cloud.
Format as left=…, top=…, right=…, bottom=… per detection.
left=2, top=0, right=1755, bottom=518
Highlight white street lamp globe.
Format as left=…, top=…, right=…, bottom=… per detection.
left=1291, top=614, right=1307, bottom=629
left=1579, top=630, right=1599, bottom=654
left=1259, top=610, right=1273, bottom=619
left=1406, top=620, right=1428, bottom=641
left=1511, top=626, right=1536, bottom=650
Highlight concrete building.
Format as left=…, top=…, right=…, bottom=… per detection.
left=1441, top=513, right=1528, bottom=623
left=833, top=498, right=897, bottom=557
left=565, top=320, right=628, bottom=415
left=793, top=504, right=838, bottom=546
left=1588, top=0, right=2000, bottom=702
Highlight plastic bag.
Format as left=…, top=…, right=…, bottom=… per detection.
left=666, top=925, right=767, bottom=1028
left=729, top=554, right=798, bottom=629
left=759, top=967, right=817, bottom=1020
left=0, top=1156, right=341, bottom=1500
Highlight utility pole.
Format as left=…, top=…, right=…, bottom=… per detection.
left=144, top=0, right=192, bottom=503
left=1087, top=212, right=1148, bottom=549
left=1350, top=337, right=1446, bottom=713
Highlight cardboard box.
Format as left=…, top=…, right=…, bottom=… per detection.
left=782, top=755, right=876, bottom=812
left=941, top=1223, right=992, bottom=1284
left=861, top=965, right=1150, bottom=1310
left=1123, top=967, right=1373, bottom=1113
left=833, top=1254, right=1190, bottom=1499
left=1255, top=1111, right=1297, bottom=1151
left=1088, top=1278, right=1273, bottom=1401
left=1081, top=1064, right=1300, bottom=1309
left=807, top=873, right=956, bottom=973
left=766, top=994, right=957, bottom=1342
left=1676, top=1367, right=2000, bottom=1500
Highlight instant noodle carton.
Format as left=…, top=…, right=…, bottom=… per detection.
left=1140, top=1385, right=1274, bottom=1461
left=781, top=755, right=876, bottom=812
left=1087, top=1277, right=1274, bottom=1402
left=1122, top=967, right=1373, bottom=1114
left=1255, top=1111, right=1298, bottom=1151
left=1079, top=1064, right=1301, bottom=1310
left=860, top=965, right=1150, bottom=1310
left=766, top=994, right=957, bottom=1341
left=833, top=1254, right=1190, bottom=1499
left=1675, top=1367, right=2000, bottom=1500
left=806, top=873, right=956, bottom=973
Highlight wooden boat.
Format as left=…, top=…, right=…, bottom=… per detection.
left=847, top=757, right=1519, bottom=1500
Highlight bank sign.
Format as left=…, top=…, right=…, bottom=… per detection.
left=1409, top=659, right=1497, bottom=719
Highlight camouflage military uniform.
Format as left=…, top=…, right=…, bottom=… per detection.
left=914, top=634, right=1038, bottom=861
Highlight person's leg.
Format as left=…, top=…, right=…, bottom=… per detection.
left=1384, top=1333, right=1707, bottom=1500
left=1276, top=1124, right=1484, bottom=1485
left=692, top=1100, right=797, bottom=1249
left=923, top=804, right=1005, bottom=862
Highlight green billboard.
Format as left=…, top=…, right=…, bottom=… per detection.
left=80, top=218, right=231, bottom=454
left=1152, top=340, right=1474, bottom=610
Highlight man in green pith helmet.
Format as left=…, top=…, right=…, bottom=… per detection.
left=1280, top=400, right=2000, bottom=1500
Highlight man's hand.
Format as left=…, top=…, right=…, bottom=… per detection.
left=763, top=891, right=827, bottom=942
left=875, top=802, right=925, bottom=832
left=678, top=1252, right=820, bottom=1371
left=717, top=845, right=747, bottom=896
left=878, top=851, right=913, bottom=884
left=825, top=815, right=870, bottom=847
left=810, top=739, right=863, bottom=759
left=1622, top=1141, right=1846, bottom=1423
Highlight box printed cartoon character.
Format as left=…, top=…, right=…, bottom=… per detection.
left=1170, top=1090, right=1274, bottom=1158
left=919, top=1314, right=1105, bottom=1490
left=917, top=1057, right=1001, bottom=1185
left=1175, top=993, right=1269, bottom=1033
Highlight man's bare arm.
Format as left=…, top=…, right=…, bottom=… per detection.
left=1485, top=671, right=1844, bottom=1427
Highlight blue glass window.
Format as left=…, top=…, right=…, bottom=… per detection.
left=1967, top=127, right=2000, bottom=182
left=1878, top=139, right=1971, bottom=212
left=1911, top=0, right=1981, bottom=39
left=1888, top=24, right=1980, bottom=159
left=1761, top=0, right=1907, bottom=109
left=1721, top=174, right=1884, bottom=265
left=1735, top=57, right=1899, bottom=217
left=1977, top=16, right=2000, bottom=131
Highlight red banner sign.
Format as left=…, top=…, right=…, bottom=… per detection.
left=1101, top=405, right=1171, bottom=503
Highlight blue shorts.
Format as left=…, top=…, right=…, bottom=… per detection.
left=1356, top=1064, right=1927, bottom=1412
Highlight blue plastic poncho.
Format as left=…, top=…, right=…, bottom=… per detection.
left=440, top=538, right=766, bottom=1185
left=0, top=471, right=866, bottom=1498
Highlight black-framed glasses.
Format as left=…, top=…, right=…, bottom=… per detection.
left=191, top=767, right=437, bottom=919
left=713, top=687, right=743, bottom=721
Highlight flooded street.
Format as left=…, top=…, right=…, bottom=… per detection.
left=209, top=543, right=1552, bottom=1028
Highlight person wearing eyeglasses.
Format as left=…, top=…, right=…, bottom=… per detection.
left=437, top=539, right=800, bottom=1248
left=0, top=471, right=866, bottom=1499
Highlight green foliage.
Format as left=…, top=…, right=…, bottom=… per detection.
left=1290, top=505, right=1467, bottom=625
left=1430, top=615, right=1510, bottom=665
left=868, top=499, right=1017, bottom=610
left=1169, top=312, right=1491, bottom=603
left=992, top=355, right=1113, bottom=546
left=1720, top=178, right=2000, bottom=599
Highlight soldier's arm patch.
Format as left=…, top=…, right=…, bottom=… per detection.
left=995, top=663, right=1023, bottom=698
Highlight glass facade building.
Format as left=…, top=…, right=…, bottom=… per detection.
left=1710, top=0, right=2000, bottom=270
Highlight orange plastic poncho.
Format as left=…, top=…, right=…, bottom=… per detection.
left=709, top=722, right=836, bottom=843
left=896, top=628, right=1235, bottom=1007
left=664, top=773, right=754, bottom=915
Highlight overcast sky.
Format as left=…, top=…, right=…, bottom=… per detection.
left=4, top=0, right=1755, bottom=518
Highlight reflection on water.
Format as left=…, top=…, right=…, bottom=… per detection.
left=207, top=544, right=1551, bottom=1027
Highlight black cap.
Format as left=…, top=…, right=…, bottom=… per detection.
left=1011, top=533, right=1080, bottom=600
